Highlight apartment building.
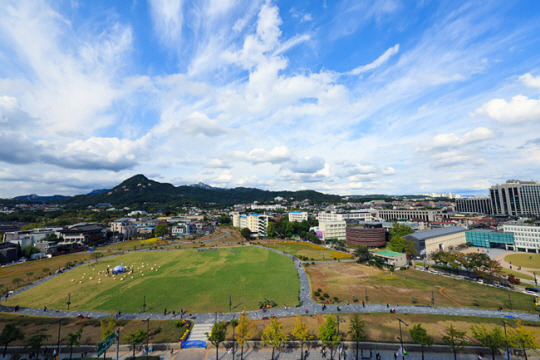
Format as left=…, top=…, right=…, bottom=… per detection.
left=109, top=218, right=138, bottom=238
left=456, top=197, right=493, bottom=214
left=490, top=180, right=540, bottom=217
left=502, top=223, right=540, bottom=253
left=318, top=220, right=346, bottom=241
left=232, top=212, right=269, bottom=237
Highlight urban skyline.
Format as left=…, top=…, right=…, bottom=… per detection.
left=1, top=1, right=540, bottom=197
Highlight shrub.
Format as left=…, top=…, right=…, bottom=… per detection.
left=323, top=293, right=329, bottom=298
left=400, top=266, right=407, bottom=271
left=314, top=291, right=320, bottom=297
left=412, top=296, right=417, bottom=304
left=319, top=296, right=325, bottom=301
left=333, top=296, right=339, bottom=302
left=352, top=296, right=358, bottom=303
left=317, top=288, right=322, bottom=292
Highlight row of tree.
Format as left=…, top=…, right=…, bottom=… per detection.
left=431, top=251, right=504, bottom=279
left=266, top=218, right=318, bottom=240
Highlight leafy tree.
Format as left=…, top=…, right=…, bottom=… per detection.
left=124, top=329, right=146, bottom=359
left=26, top=272, right=34, bottom=281
left=42, top=233, right=60, bottom=242
left=240, top=228, right=251, bottom=240
left=154, top=223, right=169, bottom=237
left=262, top=318, right=288, bottom=360
left=217, top=215, right=231, bottom=225
left=25, top=329, right=50, bottom=359
left=0, top=323, right=25, bottom=357
left=66, top=327, right=83, bottom=360
left=348, top=314, right=366, bottom=360
left=206, top=321, right=227, bottom=360
left=91, top=252, right=103, bottom=262
left=507, top=320, right=539, bottom=360
left=470, top=325, right=505, bottom=360
left=291, top=315, right=312, bottom=360
left=319, top=314, right=341, bottom=360
left=22, top=245, right=40, bottom=258
left=355, top=247, right=371, bottom=262
left=235, top=311, right=252, bottom=360
left=442, top=324, right=467, bottom=360
left=388, top=223, right=416, bottom=255
left=267, top=222, right=275, bottom=237
left=100, top=314, right=118, bottom=340
left=12, top=278, right=22, bottom=287
left=409, top=324, right=433, bottom=360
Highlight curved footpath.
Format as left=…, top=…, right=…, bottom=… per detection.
left=1, top=243, right=539, bottom=324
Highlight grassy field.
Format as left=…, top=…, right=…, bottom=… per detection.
left=501, top=268, right=535, bottom=281
left=305, top=262, right=537, bottom=312
left=0, top=252, right=97, bottom=292
left=98, top=237, right=172, bottom=251
left=3, top=247, right=300, bottom=313
left=0, top=313, right=186, bottom=346
left=235, top=313, right=540, bottom=346
left=504, top=253, right=540, bottom=269
left=261, top=242, right=353, bottom=261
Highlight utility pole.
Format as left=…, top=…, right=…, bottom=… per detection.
left=56, top=318, right=62, bottom=358
left=143, top=295, right=146, bottom=312
left=67, top=293, right=71, bottom=310
left=116, top=328, right=120, bottom=360
left=397, top=318, right=409, bottom=360
left=230, top=294, right=235, bottom=360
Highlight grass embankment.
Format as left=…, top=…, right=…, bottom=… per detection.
left=0, top=253, right=96, bottom=292
left=501, top=268, right=535, bottom=281
left=261, top=241, right=353, bottom=261
left=3, top=247, right=300, bottom=313
left=305, top=262, right=537, bottom=312
left=233, top=313, right=540, bottom=346
left=0, top=313, right=186, bottom=345
left=99, top=237, right=171, bottom=252
left=504, top=253, right=540, bottom=270
left=1, top=313, right=538, bottom=346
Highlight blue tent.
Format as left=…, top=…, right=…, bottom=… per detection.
left=112, top=265, right=126, bottom=275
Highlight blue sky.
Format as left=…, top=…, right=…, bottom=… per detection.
left=1, top=0, right=540, bottom=197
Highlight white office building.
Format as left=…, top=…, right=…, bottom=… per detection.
left=502, top=224, right=540, bottom=253
left=456, top=197, right=492, bottom=214
left=288, top=211, right=308, bottom=222
left=318, top=210, right=373, bottom=223
left=318, top=221, right=346, bottom=241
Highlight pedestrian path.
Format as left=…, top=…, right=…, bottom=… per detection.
left=188, top=323, right=213, bottom=342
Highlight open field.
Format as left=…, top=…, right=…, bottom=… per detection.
left=1, top=312, right=538, bottom=346
left=261, top=241, right=353, bottom=261
left=305, top=262, right=538, bottom=312
left=504, top=253, right=540, bottom=270
left=233, top=313, right=540, bottom=346
left=99, top=237, right=172, bottom=252
left=0, top=253, right=96, bottom=291
left=0, top=313, right=186, bottom=345
left=3, top=247, right=300, bottom=313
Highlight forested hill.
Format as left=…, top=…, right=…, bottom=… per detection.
left=57, top=174, right=343, bottom=208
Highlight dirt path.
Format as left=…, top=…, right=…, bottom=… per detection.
left=438, top=287, right=461, bottom=306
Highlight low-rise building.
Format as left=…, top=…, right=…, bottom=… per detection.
left=109, top=218, right=138, bottom=238
left=466, top=230, right=514, bottom=250
left=376, top=209, right=446, bottom=222
left=0, top=242, right=19, bottom=264
left=404, top=226, right=467, bottom=258
left=373, top=250, right=407, bottom=268
left=288, top=211, right=308, bottom=222
left=60, top=223, right=107, bottom=245
left=502, top=224, right=540, bottom=253
left=318, top=220, right=346, bottom=241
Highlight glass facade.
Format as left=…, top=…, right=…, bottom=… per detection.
left=466, top=231, right=514, bottom=248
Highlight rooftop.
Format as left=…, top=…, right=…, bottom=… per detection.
left=405, top=226, right=467, bottom=241
left=375, top=250, right=404, bottom=257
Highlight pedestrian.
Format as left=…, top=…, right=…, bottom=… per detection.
left=343, top=349, right=346, bottom=359
left=370, top=349, right=372, bottom=358
left=362, top=301, right=365, bottom=308
left=139, top=308, right=142, bottom=313
left=164, top=308, right=167, bottom=316
left=387, top=303, right=389, bottom=308
left=170, top=348, right=174, bottom=355
left=173, top=310, right=176, bottom=316
left=305, top=308, right=308, bottom=313
left=305, top=349, right=308, bottom=359
left=43, top=306, right=47, bottom=312
left=394, top=352, right=397, bottom=360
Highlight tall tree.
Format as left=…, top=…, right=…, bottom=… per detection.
left=124, top=329, right=146, bottom=359
left=206, top=321, right=227, bottom=360
left=354, top=247, right=371, bottom=262
left=154, top=223, right=169, bottom=237
left=262, top=318, right=288, bottom=360
left=240, top=228, right=251, bottom=240
left=507, top=320, right=539, bottom=360
left=235, top=312, right=252, bottom=360
left=0, top=323, right=25, bottom=357
left=470, top=325, right=505, bottom=360
left=319, top=315, right=341, bottom=360
left=66, top=327, right=83, bottom=360
left=442, top=324, right=467, bottom=360
left=388, top=223, right=416, bottom=255
left=409, top=324, right=433, bottom=360
left=291, top=315, right=312, bottom=360
left=25, top=329, right=50, bottom=359
left=100, top=314, right=118, bottom=340
left=348, top=314, right=366, bottom=360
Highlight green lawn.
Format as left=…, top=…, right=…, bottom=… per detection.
left=501, top=268, right=535, bottom=281
left=504, top=253, right=540, bottom=270
left=3, top=247, right=300, bottom=313
left=262, top=242, right=353, bottom=261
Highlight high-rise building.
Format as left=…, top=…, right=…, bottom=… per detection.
left=456, top=197, right=492, bottom=214
left=489, top=180, right=540, bottom=216
left=231, top=212, right=268, bottom=237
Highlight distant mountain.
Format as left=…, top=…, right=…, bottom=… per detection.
left=86, top=189, right=110, bottom=195
left=190, top=182, right=214, bottom=189
left=58, top=174, right=343, bottom=208
left=13, top=194, right=70, bottom=202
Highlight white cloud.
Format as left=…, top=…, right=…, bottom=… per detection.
left=519, top=73, right=540, bottom=89
left=182, top=112, right=227, bottom=137
left=431, top=127, right=494, bottom=149
left=207, top=158, right=231, bottom=169
left=349, top=44, right=400, bottom=75
left=284, top=156, right=325, bottom=174
left=149, top=0, right=185, bottom=48
left=234, top=146, right=292, bottom=164
left=474, top=95, right=540, bottom=123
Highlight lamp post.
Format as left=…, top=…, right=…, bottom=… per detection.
left=502, top=320, right=516, bottom=360
left=143, top=295, right=146, bottom=313
left=143, top=318, right=150, bottom=360
left=397, top=318, right=409, bottom=360
left=67, top=293, right=71, bottom=310
left=534, top=271, right=537, bottom=286
left=230, top=294, right=235, bottom=360
left=56, top=318, right=62, bottom=357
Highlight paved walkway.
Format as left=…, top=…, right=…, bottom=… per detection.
left=2, top=245, right=540, bottom=323
left=493, top=250, right=539, bottom=284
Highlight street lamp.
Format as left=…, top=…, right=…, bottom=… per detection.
left=230, top=294, right=235, bottom=360
left=534, top=271, right=537, bottom=286
left=142, top=318, right=150, bottom=360
left=67, top=293, right=71, bottom=310
left=56, top=318, right=63, bottom=357
left=143, top=295, right=146, bottom=313
left=397, top=318, right=409, bottom=360
left=502, top=320, right=516, bottom=360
